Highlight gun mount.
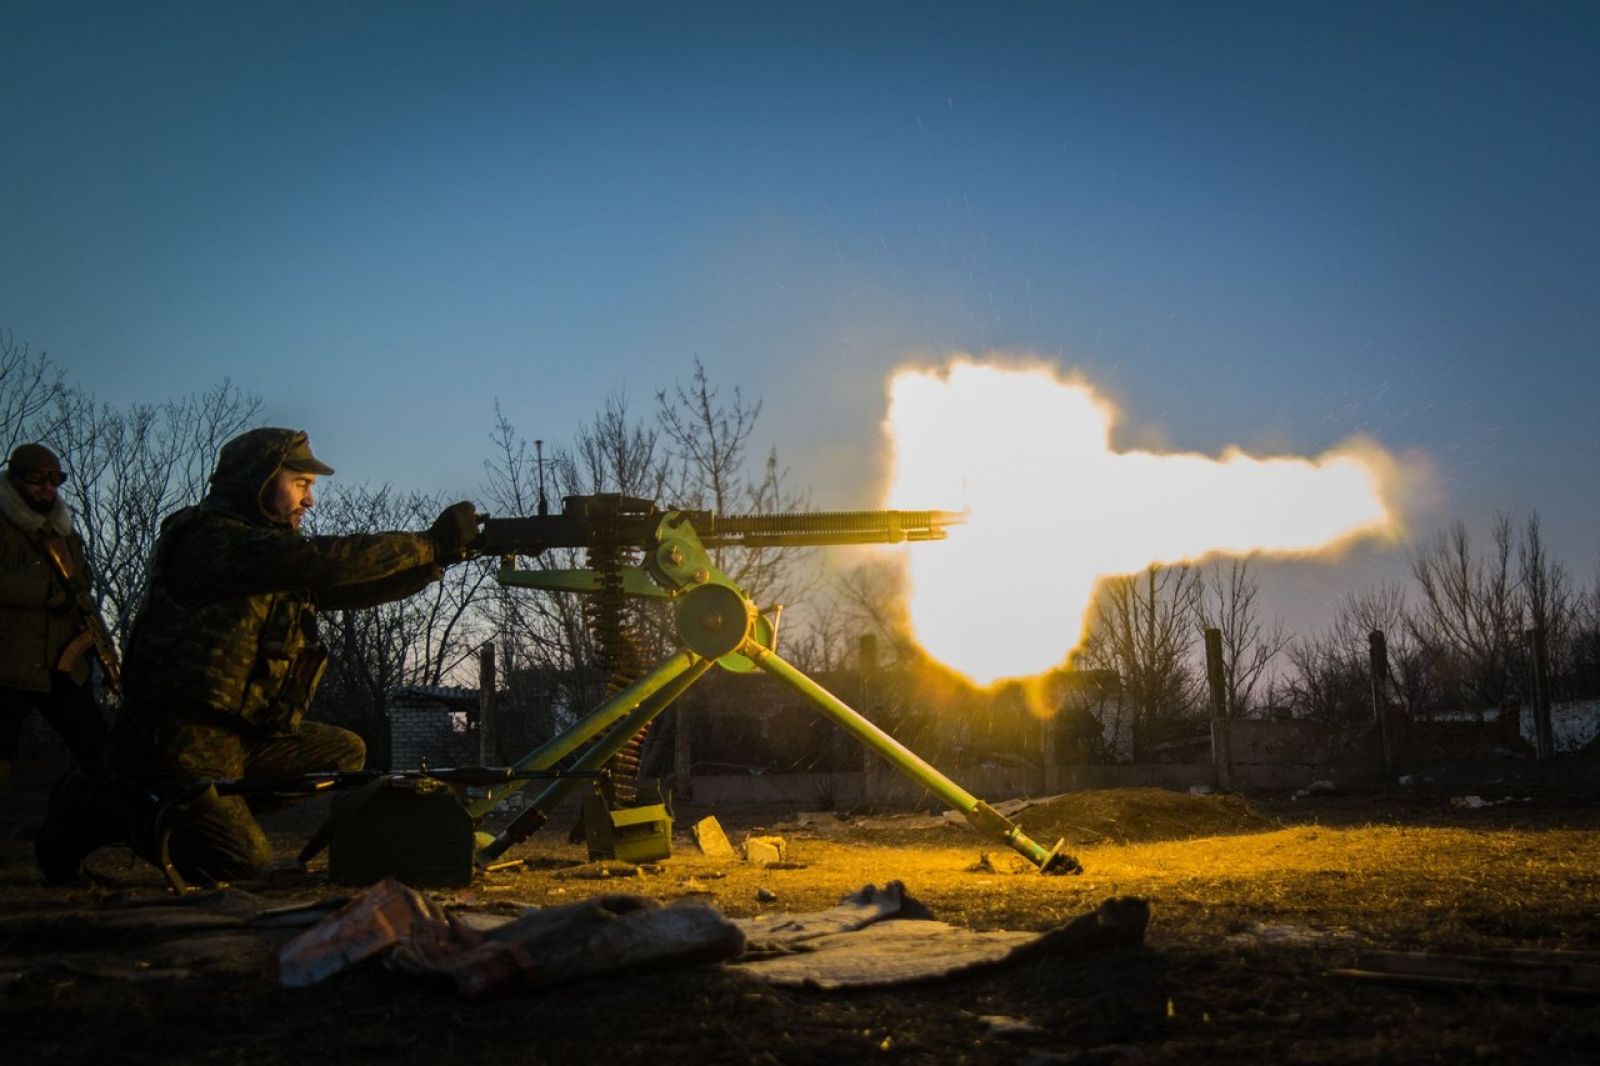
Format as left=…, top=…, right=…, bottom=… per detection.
left=473, top=493, right=1079, bottom=876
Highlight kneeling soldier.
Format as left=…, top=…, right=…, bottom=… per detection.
left=38, top=427, right=478, bottom=884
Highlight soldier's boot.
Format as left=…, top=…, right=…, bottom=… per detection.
left=35, top=771, right=145, bottom=885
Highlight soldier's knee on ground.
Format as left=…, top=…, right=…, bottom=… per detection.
left=161, top=787, right=274, bottom=885
left=337, top=730, right=366, bottom=771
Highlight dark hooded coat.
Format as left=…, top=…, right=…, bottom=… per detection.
left=121, top=427, right=441, bottom=734
left=0, top=475, right=93, bottom=692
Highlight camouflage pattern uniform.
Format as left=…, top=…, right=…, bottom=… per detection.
left=105, top=427, right=445, bottom=882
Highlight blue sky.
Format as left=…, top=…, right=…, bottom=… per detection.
left=3, top=2, right=1597, bottom=626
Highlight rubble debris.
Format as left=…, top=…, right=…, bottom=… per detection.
left=278, top=880, right=749, bottom=997
left=773, top=811, right=848, bottom=834
left=755, top=888, right=778, bottom=903
left=387, top=894, right=745, bottom=998
left=742, top=835, right=787, bottom=865
left=1331, top=948, right=1600, bottom=995
left=732, top=896, right=1149, bottom=990
left=1292, top=780, right=1340, bottom=800
left=978, top=1014, right=1044, bottom=1037
left=965, top=853, right=997, bottom=874
left=553, top=860, right=646, bottom=880
left=1449, top=795, right=1534, bottom=810
left=1225, top=921, right=1363, bottom=948
left=692, top=815, right=737, bottom=858
left=249, top=899, right=349, bottom=930
left=277, top=879, right=457, bottom=988
left=941, top=788, right=1269, bottom=846
left=732, top=881, right=931, bottom=955
left=484, top=859, right=527, bottom=873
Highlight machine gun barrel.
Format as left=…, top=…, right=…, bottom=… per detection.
left=697, top=509, right=959, bottom=547
left=478, top=504, right=960, bottom=556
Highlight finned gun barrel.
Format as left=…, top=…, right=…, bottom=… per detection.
left=478, top=496, right=960, bottom=556
left=696, top=509, right=959, bottom=547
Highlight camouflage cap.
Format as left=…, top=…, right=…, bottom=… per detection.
left=6, top=443, right=64, bottom=475
left=280, top=431, right=335, bottom=476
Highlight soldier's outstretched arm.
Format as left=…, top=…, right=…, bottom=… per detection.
left=318, top=562, right=443, bottom=609
left=168, top=522, right=442, bottom=602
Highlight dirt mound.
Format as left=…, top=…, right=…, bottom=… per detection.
left=1010, top=788, right=1272, bottom=845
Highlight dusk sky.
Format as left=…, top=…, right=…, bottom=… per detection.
left=3, top=2, right=1597, bottom=635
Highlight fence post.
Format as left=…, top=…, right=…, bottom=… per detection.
left=1042, top=712, right=1061, bottom=795
left=1527, top=627, right=1555, bottom=760
left=1204, top=627, right=1232, bottom=791
left=1368, top=630, right=1394, bottom=777
left=477, top=641, right=497, bottom=765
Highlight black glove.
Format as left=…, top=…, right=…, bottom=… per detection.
left=430, top=501, right=481, bottom=563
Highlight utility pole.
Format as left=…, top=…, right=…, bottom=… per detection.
left=478, top=641, right=497, bottom=765
left=1368, top=630, right=1394, bottom=777
left=1204, top=628, right=1232, bottom=792
left=1527, top=627, right=1555, bottom=760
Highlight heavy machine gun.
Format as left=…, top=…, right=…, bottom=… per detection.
left=470, top=493, right=1080, bottom=875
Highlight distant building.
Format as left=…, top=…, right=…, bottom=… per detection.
left=387, top=685, right=479, bottom=770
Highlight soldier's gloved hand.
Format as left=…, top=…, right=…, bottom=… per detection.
left=430, top=501, right=481, bottom=563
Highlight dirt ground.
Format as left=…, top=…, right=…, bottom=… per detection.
left=3, top=780, right=1599, bottom=1065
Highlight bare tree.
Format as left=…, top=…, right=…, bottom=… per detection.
left=655, top=359, right=760, bottom=514
left=825, top=556, right=917, bottom=665
left=476, top=404, right=601, bottom=729
left=1286, top=582, right=1430, bottom=726
left=560, top=389, right=671, bottom=502
left=1408, top=516, right=1522, bottom=714
left=0, top=330, right=66, bottom=452
left=1076, top=564, right=1203, bottom=759
left=656, top=359, right=813, bottom=610
left=51, top=381, right=261, bottom=639
left=1198, top=557, right=1290, bottom=718
left=1570, top=561, right=1600, bottom=698
left=1518, top=510, right=1576, bottom=694
left=308, top=482, right=492, bottom=726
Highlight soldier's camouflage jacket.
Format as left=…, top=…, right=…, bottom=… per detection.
left=122, top=428, right=441, bottom=734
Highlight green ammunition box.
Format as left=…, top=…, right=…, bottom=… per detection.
left=581, top=792, right=673, bottom=863
left=327, top=776, right=475, bottom=887
left=609, top=802, right=673, bottom=863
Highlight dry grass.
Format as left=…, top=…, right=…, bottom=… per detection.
left=475, top=817, right=1600, bottom=954
left=5, top=787, right=1600, bottom=1064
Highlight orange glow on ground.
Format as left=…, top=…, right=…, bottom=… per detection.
left=881, top=358, right=1405, bottom=685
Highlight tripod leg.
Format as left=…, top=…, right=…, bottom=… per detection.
left=751, top=646, right=1080, bottom=875
left=466, top=650, right=702, bottom=819
left=475, top=656, right=713, bottom=862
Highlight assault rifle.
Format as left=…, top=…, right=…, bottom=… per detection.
left=39, top=536, right=122, bottom=697
left=470, top=493, right=1081, bottom=876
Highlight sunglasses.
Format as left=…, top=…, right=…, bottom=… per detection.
left=15, top=471, right=67, bottom=488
